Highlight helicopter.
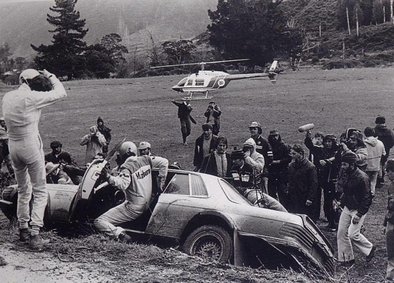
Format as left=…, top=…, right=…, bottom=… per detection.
left=151, top=59, right=281, bottom=100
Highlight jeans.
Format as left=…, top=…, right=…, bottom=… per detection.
left=9, top=135, right=47, bottom=233
left=94, top=201, right=145, bottom=238
left=337, top=206, right=373, bottom=262
left=387, top=222, right=394, bottom=281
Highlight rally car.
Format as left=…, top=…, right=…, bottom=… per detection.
left=0, top=159, right=334, bottom=276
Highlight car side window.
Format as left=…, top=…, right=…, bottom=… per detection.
left=190, top=174, right=207, bottom=196
left=164, top=174, right=190, bottom=195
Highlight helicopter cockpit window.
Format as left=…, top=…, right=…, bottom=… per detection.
left=186, top=79, right=193, bottom=86
left=195, top=79, right=204, bottom=86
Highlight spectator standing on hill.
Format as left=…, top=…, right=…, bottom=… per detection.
left=80, top=125, right=107, bottom=164
left=2, top=68, right=67, bottom=250
left=172, top=99, right=196, bottom=145
left=267, top=130, right=292, bottom=208
left=341, top=130, right=368, bottom=171
left=287, top=144, right=318, bottom=221
left=96, top=117, right=112, bottom=154
left=200, top=136, right=232, bottom=178
left=375, top=115, right=394, bottom=187
left=384, top=159, right=394, bottom=281
left=204, top=101, right=221, bottom=135
left=336, top=151, right=374, bottom=266
left=364, top=127, right=386, bottom=197
left=0, top=117, right=13, bottom=174
left=193, top=123, right=218, bottom=171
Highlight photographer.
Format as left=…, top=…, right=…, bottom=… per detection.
left=80, top=125, right=107, bottom=164
left=204, top=101, right=221, bottom=135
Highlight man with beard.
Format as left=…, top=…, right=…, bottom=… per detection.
left=287, top=144, right=318, bottom=221
left=193, top=123, right=218, bottom=171
left=204, top=101, right=221, bottom=135
left=200, top=136, right=232, bottom=177
left=336, top=151, right=374, bottom=266
left=267, top=130, right=292, bottom=208
left=305, top=132, right=340, bottom=230
left=375, top=116, right=394, bottom=187
left=341, top=129, right=368, bottom=171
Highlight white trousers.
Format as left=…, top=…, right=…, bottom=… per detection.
left=366, top=171, right=378, bottom=196
left=94, top=201, right=145, bottom=238
left=337, top=206, right=373, bottom=262
left=9, top=135, right=47, bottom=232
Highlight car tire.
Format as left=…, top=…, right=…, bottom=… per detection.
left=182, top=225, right=233, bottom=263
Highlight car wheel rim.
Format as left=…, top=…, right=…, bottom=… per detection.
left=193, top=236, right=222, bottom=261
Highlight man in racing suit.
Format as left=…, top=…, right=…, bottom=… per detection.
left=2, top=69, right=67, bottom=250
left=94, top=141, right=168, bottom=241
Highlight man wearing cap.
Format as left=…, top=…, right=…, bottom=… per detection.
left=375, top=115, right=394, bottom=187
left=193, top=123, right=218, bottom=171
left=204, top=101, right=221, bottom=135
left=336, top=151, right=374, bottom=266
left=2, top=68, right=67, bottom=250
left=138, top=141, right=152, bottom=156
left=172, top=99, right=196, bottom=145
left=249, top=121, right=272, bottom=192
left=287, top=144, right=318, bottom=221
left=243, top=138, right=265, bottom=174
left=267, top=130, right=292, bottom=207
left=0, top=117, right=13, bottom=174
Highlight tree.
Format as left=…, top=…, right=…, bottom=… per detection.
left=85, top=44, right=115, bottom=78
left=0, top=43, right=12, bottom=74
left=207, top=0, right=288, bottom=66
left=31, top=0, right=88, bottom=80
left=161, top=39, right=196, bottom=65
left=100, top=33, right=128, bottom=71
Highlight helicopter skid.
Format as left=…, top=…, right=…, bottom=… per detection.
left=182, top=95, right=213, bottom=101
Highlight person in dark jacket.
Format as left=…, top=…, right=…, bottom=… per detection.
left=97, top=117, right=112, bottom=154
left=336, top=151, right=375, bottom=265
left=193, top=123, right=218, bottom=171
left=200, top=136, right=232, bottom=177
left=305, top=132, right=340, bottom=230
left=204, top=101, right=221, bottom=135
left=287, top=144, right=318, bottom=221
left=172, top=99, right=196, bottom=145
left=375, top=115, right=394, bottom=187
left=45, top=140, right=64, bottom=164
left=267, top=130, right=292, bottom=208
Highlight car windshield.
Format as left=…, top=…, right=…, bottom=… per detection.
left=218, top=179, right=251, bottom=205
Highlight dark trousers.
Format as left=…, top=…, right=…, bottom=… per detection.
left=322, top=181, right=337, bottom=228
left=268, top=173, right=289, bottom=209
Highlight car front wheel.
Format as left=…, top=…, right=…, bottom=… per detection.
left=182, top=225, right=233, bottom=263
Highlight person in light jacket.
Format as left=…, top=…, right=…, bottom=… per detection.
left=80, top=125, right=107, bottom=164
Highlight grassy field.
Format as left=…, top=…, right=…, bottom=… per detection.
left=0, top=67, right=394, bottom=281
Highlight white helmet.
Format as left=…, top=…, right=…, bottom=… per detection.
left=19, top=69, right=40, bottom=84
left=118, top=141, right=138, bottom=158
left=138, top=141, right=151, bottom=150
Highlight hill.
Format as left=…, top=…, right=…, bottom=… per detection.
left=0, top=0, right=217, bottom=58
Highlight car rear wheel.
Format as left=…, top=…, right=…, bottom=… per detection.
left=182, top=225, right=233, bottom=263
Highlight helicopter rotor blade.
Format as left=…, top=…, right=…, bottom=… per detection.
left=150, top=59, right=250, bottom=69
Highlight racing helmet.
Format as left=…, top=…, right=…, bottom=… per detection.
left=19, top=69, right=40, bottom=84
left=118, top=141, right=138, bottom=157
